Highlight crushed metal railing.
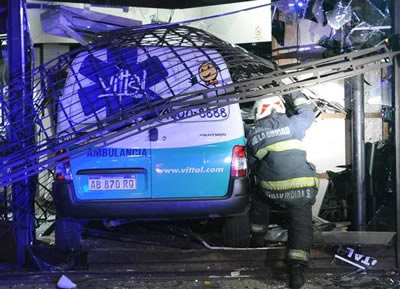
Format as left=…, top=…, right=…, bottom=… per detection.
left=0, top=25, right=398, bottom=187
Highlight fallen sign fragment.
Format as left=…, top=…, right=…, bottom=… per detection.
left=334, top=247, right=378, bottom=270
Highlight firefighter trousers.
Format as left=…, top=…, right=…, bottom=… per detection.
left=250, top=187, right=317, bottom=263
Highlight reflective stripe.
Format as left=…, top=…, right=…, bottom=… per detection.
left=294, top=98, right=310, bottom=106
left=259, top=177, right=319, bottom=191
left=255, top=147, right=269, bottom=160
left=255, top=139, right=305, bottom=160
left=288, top=249, right=310, bottom=262
left=266, top=139, right=304, bottom=152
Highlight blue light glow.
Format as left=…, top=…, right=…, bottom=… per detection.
left=289, top=0, right=307, bottom=10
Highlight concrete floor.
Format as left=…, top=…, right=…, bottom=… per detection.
left=0, top=220, right=398, bottom=289
left=0, top=269, right=399, bottom=289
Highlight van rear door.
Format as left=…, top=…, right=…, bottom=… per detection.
left=58, top=47, right=168, bottom=200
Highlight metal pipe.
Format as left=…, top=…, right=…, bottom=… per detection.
left=350, top=74, right=367, bottom=231
left=190, top=232, right=284, bottom=251
left=368, top=142, right=376, bottom=223
left=7, top=0, right=34, bottom=267
left=393, top=0, right=400, bottom=269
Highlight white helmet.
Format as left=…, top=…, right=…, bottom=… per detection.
left=254, top=96, right=285, bottom=120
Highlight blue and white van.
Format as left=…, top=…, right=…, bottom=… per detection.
left=52, top=45, right=250, bottom=248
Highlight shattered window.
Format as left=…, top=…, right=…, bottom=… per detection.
left=345, top=0, right=391, bottom=49
left=273, top=0, right=392, bottom=51
left=323, top=0, right=391, bottom=50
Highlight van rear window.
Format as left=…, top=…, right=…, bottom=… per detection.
left=57, top=46, right=234, bottom=131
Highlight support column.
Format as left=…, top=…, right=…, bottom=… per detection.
left=7, top=0, right=34, bottom=267
left=393, top=0, right=400, bottom=269
left=349, top=75, right=366, bottom=231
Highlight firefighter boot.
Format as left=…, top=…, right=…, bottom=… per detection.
left=289, top=262, right=305, bottom=289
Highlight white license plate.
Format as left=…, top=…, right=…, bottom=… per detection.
left=88, top=176, right=136, bottom=191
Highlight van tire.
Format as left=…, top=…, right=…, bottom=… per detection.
left=222, top=213, right=250, bottom=248
left=55, top=217, right=82, bottom=251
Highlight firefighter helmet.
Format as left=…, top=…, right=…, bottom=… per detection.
left=254, top=96, right=285, bottom=120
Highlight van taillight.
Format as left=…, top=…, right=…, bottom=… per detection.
left=231, top=145, right=247, bottom=177
left=55, top=150, right=72, bottom=181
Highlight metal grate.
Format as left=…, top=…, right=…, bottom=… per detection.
left=0, top=24, right=397, bottom=188
left=0, top=24, right=275, bottom=187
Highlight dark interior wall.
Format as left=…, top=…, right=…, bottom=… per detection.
left=238, top=42, right=272, bottom=60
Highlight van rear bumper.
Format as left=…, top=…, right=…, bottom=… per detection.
left=52, top=178, right=249, bottom=219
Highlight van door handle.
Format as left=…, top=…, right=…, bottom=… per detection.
left=149, top=128, right=158, bottom=141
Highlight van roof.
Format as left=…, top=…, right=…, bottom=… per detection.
left=68, top=25, right=277, bottom=82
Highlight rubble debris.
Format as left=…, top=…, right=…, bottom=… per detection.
left=264, top=216, right=340, bottom=244
left=264, top=225, right=288, bottom=243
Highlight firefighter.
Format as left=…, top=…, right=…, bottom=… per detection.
left=245, top=93, right=318, bottom=289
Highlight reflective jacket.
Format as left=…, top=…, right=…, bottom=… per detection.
left=246, top=103, right=318, bottom=192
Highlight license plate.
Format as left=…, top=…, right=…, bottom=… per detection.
left=88, top=176, right=136, bottom=191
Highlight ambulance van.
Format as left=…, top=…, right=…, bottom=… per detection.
left=52, top=45, right=250, bottom=248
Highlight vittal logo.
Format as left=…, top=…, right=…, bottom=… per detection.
left=78, top=47, right=168, bottom=117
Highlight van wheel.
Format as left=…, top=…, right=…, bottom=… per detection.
left=222, top=213, right=250, bottom=248
left=55, top=217, right=82, bottom=251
